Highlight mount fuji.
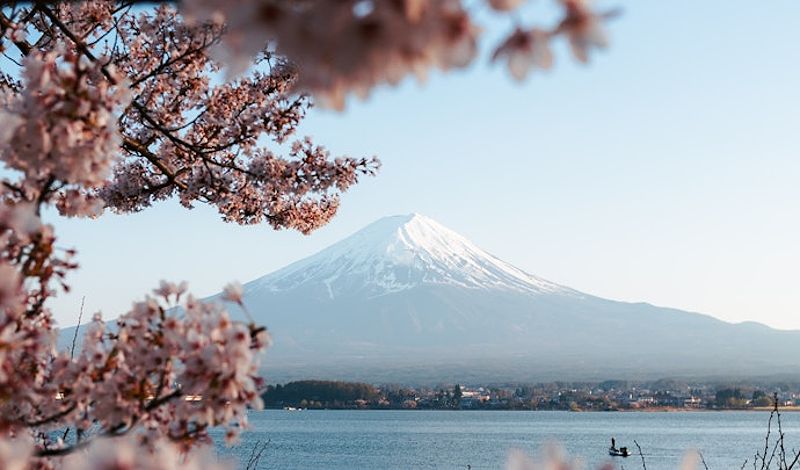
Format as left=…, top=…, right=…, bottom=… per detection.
left=213, top=213, right=800, bottom=383
left=57, top=214, right=800, bottom=383
left=247, top=213, right=574, bottom=299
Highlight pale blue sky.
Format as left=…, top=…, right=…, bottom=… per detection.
left=48, top=0, right=800, bottom=329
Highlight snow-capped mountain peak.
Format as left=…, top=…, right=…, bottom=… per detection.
left=248, top=213, right=570, bottom=298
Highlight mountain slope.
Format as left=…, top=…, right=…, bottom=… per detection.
left=59, top=214, right=800, bottom=383
left=221, top=214, right=800, bottom=383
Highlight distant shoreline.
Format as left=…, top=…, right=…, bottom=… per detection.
left=271, top=406, right=800, bottom=412
left=263, top=380, right=800, bottom=413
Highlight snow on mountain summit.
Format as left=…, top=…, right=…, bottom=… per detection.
left=247, top=213, right=571, bottom=298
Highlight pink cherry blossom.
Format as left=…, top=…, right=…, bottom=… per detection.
left=492, top=28, right=554, bottom=80
left=0, top=264, right=22, bottom=311
left=222, top=282, right=244, bottom=304
left=58, top=434, right=231, bottom=470
left=488, top=0, right=526, bottom=12
left=557, top=0, right=615, bottom=63
left=0, top=434, right=33, bottom=470
left=2, top=47, right=130, bottom=187
left=182, top=0, right=616, bottom=108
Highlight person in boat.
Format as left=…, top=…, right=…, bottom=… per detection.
left=611, top=437, right=617, bottom=451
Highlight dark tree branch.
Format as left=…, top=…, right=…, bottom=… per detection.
left=34, top=388, right=183, bottom=458
left=634, top=440, right=646, bottom=470
left=69, top=296, right=85, bottom=359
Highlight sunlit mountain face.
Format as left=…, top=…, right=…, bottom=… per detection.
left=246, top=213, right=575, bottom=299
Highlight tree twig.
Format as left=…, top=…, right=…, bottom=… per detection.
left=633, top=440, right=646, bottom=470
left=775, top=392, right=788, bottom=467
left=698, top=450, right=710, bottom=470
left=69, top=296, right=85, bottom=359
left=245, top=439, right=270, bottom=470
left=787, top=450, right=800, bottom=470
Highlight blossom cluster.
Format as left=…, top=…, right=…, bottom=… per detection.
left=0, top=257, right=267, bottom=466
left=36, top=286, right=268, bottom=448
left=0, top=199, right=267, bottom=465
left=2, top=1, right=377, bottom=231
left=0, top=433, right=231, bottom=470
left=183, top=0, right=617, bottom=108
left=1, top=49, right=129, bottom=189
left=0, top=1, right=358, bottom=466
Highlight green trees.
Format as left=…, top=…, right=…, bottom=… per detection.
left=452, top=384, right=464, bottom=409
left=261, top=380, right=380, bottom=408
left=714, top=388, right=748, bottom=408
left=751, top=390, right=774, bottom=408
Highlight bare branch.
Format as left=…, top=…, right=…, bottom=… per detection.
left=634, top=440, right=646, bottom=470
left=698, top=450, right=710, bottom=470
left=69, top=296, right=85, bottom=359
left=246, top=439, right=271, bottom=470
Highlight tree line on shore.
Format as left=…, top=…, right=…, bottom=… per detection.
left=260, top=380, right=800, bottom=411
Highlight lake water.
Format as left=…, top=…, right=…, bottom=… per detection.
left=214, top=410, right=800, bottom=469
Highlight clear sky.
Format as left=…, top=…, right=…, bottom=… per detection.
left=48, top=0, right=800, bottom=329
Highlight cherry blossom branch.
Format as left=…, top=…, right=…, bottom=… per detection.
left=23, top=2, right=373, bottom=231
left=37, top=3, right=208, bottom=163
left=35, top=378, right=181, bottom=457
left=121, top=136, right=188, bottom=190
left=130, top=35, right=220, bottom=87
left=25, top=404, right=78, bottom=428
left=34, top=5, right=98, bottom=64
left=0, top=12, right=32, bottom=55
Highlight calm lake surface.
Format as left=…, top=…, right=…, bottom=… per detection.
left=214, top=410, right=800, bottom=469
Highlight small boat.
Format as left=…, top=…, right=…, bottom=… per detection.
left=609, top=446, right=630, bottom=457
